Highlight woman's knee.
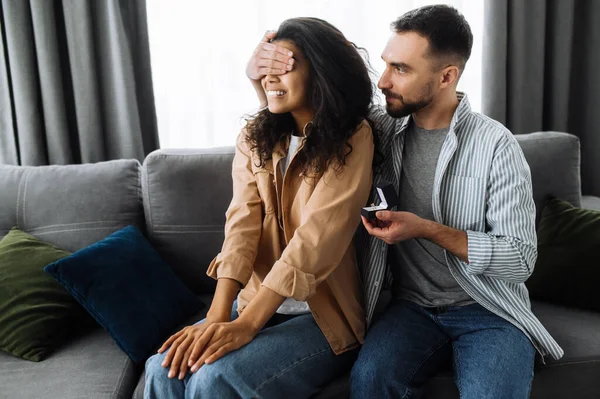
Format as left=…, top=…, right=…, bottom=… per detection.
left=186, top=360, right=248, bottom=398
left=145, top=352, right=168, bottom=380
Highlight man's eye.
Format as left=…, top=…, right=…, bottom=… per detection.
left=395, top=67, right=405, bottom=73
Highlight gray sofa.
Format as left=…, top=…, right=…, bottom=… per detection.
left=1, top=131, right=599, bottom=398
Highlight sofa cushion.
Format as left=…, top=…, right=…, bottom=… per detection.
left=0, top=160, right=144, bottom=251
left=529, top=301, right=600, bottom=398
left=527, top=198, right=600, bottom=311
left=514, top=132, right=581, bottom=225
left=142, top=148, right=235, bottom=294
left=0, top=228, right=88, bottom=362
left=45, top=226, right=203, bottom=364
left=0, top=326, right=141, bottom=399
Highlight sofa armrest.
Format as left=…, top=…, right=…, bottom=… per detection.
left=581, top=196, right=600, bottom=212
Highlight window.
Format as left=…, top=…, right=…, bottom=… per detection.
left=147, top=0, right=484, bottom=148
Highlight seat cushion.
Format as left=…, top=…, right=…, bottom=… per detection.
left=0, top=326, right=141, bottom=399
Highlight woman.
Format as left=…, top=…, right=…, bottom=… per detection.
left=145, top=17, right=376, bottom=398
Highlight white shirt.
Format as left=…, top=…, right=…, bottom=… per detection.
left=276, top=134, right=311, bottom=315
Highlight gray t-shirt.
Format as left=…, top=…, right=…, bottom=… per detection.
left=390, top=121, right=475, bottom=307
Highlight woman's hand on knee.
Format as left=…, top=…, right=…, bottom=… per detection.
left=189, top=318, right=259, bottom=373
left=157, top=321, right=215, bottom=380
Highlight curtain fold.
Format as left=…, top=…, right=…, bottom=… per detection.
left=0, top=0, right=159, bottom=165
left=483, top=0, right=600, bottom=196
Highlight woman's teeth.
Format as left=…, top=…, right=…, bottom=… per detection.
left=267, top=90, right=286, bottom=97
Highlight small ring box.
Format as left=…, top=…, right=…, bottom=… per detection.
left=361, top=181, right=399, bottom=220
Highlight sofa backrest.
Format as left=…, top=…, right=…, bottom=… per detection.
left=142, top=148, right=234, bottom=294
left=0, top=132, right=577, bottom=295
left=141, top=132, right=581, bottom=294
left=0, top=160, right=144, bottom=251
left=514, top=131, right=581, bottom=225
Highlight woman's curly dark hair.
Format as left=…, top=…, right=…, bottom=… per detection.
left=245, top=17, right=380, bottom=177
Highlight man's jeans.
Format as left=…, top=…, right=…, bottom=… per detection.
left=145, top=303, right=358, bottom=399
left=350, top=298, right=535, bottom=399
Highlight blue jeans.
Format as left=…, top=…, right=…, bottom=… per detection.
left=350, top=298, right=535, bottom=399
left=145, top=303, right=358, bottom=399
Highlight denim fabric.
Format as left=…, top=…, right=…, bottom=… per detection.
left=350, top=298, right=535, bottom=399
left=145, top=303, right=358, bottom=399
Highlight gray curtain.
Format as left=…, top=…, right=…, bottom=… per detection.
left=0, top=0, right=159, bottom=165
left=483, top=0, right=600, bottom=196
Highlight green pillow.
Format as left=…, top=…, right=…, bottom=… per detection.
left=527, top=198, right=600, bottom=311
left=0, top=227, right=88, bottom=361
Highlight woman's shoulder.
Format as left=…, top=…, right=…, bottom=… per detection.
left=234, top=128, right=254, bottom=155
left=351, top=119, right=374, bottom=142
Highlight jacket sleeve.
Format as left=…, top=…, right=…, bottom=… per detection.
left=206, top=131, right=263, bottom=287
left=261, top=123, right=374, bottom=301
left=463, top=138, right=538, bottom=283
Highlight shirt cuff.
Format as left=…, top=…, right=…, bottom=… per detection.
left=206, top=252, right=253, bottom=287
left=465, top=230, right=492, bottom=275
left=261, top=260, right=316, bottom=301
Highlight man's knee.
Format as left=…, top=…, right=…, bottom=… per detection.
left=351, top=350, right=403, bottom=393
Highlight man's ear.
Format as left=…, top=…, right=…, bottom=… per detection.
left=440, top=66, right=460, bottom=88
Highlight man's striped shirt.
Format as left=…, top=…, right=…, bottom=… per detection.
left=359, top=93, right=563, bottom=360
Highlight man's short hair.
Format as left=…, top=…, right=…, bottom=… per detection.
left=392, top=5, right=473, bottom=73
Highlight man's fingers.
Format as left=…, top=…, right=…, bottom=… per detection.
left=257, top=58, right=291, bottom=72
left=261, top=30, right=278, bottom=42
left=258, top=67, right=287, bottom=76
left=362, top=215, right=389, bottom=240
left=260, top=43, right=294, bottom=60
left=361, top=216, right=377, bottom=233
left=376, top=210, right=398, bottom=221
left=259, top=39, right=294, bottom=58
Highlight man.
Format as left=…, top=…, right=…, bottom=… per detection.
left=246, top=5, right=563, bottom=398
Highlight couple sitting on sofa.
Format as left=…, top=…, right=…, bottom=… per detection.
left=145, top=6, right=563, bottom=399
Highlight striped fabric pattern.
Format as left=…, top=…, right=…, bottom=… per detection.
left=360, top=93, right=563, bottom=360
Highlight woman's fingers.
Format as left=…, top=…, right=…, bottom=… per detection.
left=167, top=335, right=194, bottom=378
left=205, top=342, right=236, bottom=365
left=191, top=335, right=227, bottom=372
left=188, top=324, right=218, bottom=366
left=157, top=328, right=185, bottom=354
left=161, top=331, right=189, bottom=367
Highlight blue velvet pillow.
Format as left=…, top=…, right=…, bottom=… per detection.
left=44, top=225, right=203, bottom=364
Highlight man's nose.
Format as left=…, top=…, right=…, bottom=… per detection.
left=378, top=69, right=392, bottom=90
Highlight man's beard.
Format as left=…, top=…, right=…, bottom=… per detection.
left=382, top=82, right=434, bottom=119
